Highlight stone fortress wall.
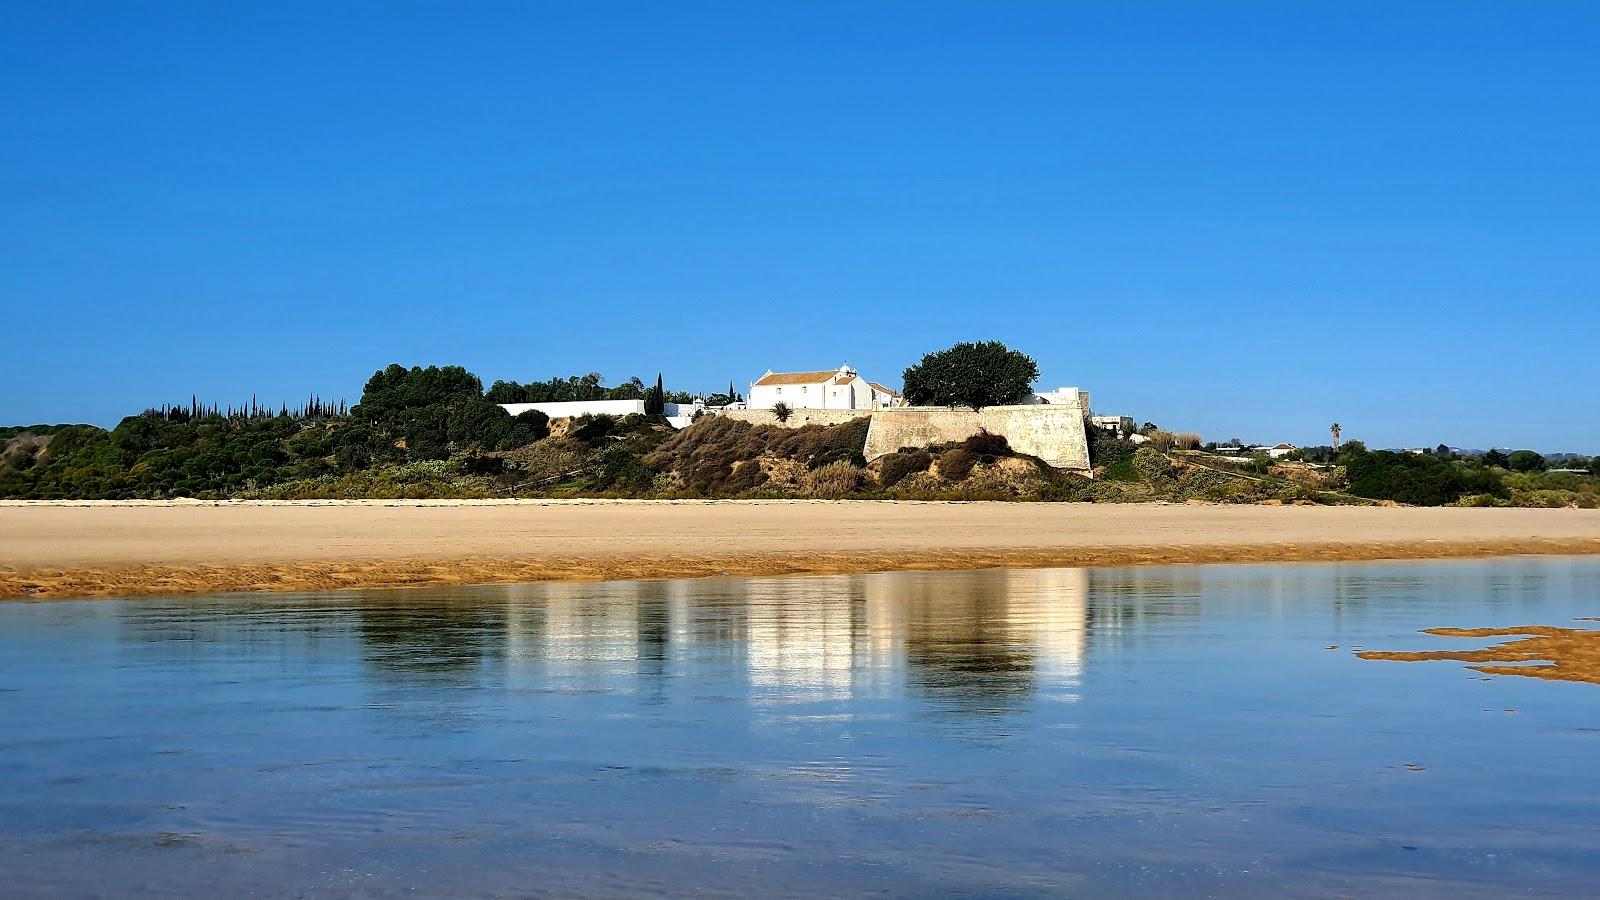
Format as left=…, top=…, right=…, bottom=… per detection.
left=720, top=399, right=1093, bottom=473
left=863, top=404, right=1092, bottom=473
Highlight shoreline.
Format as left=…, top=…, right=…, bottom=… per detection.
left=6, top=540, right=1600, bottom=601
left=4, top=500, right=1599, bottom=600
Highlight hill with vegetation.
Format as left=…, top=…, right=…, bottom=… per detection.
left=2, top=360, right=1594, bottom=507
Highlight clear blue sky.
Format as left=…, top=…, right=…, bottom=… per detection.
left=4, top=1, right=1597, bottom=451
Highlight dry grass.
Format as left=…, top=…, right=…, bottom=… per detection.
left=801, top=461, right=864, bottom=498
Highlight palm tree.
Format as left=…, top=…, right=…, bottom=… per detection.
left=1330, top=422, right=1341, bottom=453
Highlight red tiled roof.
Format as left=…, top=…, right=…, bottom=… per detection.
left=755, top=369, right=856, bottom=386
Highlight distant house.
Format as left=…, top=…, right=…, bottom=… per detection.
left=1024, top=386, right=1092, bottom=409
left=1251, top=443, right=1297, bottom=459
left=663, top=400, right=705, bottom=430
left=748, top=364, right=899, bottom=411
left=1089, top=415, right=1135, bottom=437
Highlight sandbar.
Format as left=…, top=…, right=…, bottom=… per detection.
left=2, top=499, right=1599, bottom=599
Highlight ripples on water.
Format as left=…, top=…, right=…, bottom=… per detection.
left=2, top=557, right=1599, bottom=897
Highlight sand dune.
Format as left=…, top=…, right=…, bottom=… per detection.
left=2, top=499, right=1598, bottom=599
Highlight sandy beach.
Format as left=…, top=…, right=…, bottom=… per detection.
left=1, top=499, right=1598, bottom=600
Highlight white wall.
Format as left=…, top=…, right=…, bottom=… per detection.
left=663, top=400, right=705, bottom=431
left=1023, top=387, right=1091, bottom=410
left=499, top=399, right=645, bottom=419
left=749, top=374, right=885, bottom=411
left=749, top=381, right=821, bottom=410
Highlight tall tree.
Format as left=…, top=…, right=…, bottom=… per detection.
left=645, top=372, right=665, bottom=416
left=1330, top=423, right=1341, bottom=452
left=901, top=340, right=1038, bottom=409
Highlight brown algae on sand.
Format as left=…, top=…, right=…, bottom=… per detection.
left=1359, top=624, right=1600, bottom=685
left=5, top=538, right=1600, bottom=600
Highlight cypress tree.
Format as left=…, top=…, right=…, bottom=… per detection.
left=648, top=372, right=665, bottom=415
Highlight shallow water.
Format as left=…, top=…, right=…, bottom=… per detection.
left=2, top=557, right=1599, bottom=897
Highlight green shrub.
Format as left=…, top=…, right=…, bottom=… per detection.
left=938, top=448, right=977, bottom=481
left=1102, top=453, right=1140, bottom=483
left=588, top=444, right=655, bottom=493
left=455, top=453, right=504, bottom=476
left=514, top=409, right=551, bottom=440
left=1133, top=447, right=1171, bottom=485
left=811, top=447, right=867, bottom=470
left=1506, top=450, right=1547, bottom=472
left=1032, top=474, right=1093, bottom=502
left=1344, top=449, right=1505, bottom=505
left=1088, top=428, right=1138, bottom=470
left=1507, top=489, right=1583, bottom=508
left=506, top=439, right=586, bottom=484
left=878, top=449, right=933, bottom=486
left=568, top=414, right=617, bottom=445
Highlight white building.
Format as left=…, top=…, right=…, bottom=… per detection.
left=498, top=398, right=705, bottom=430
left=1088, top=415, right=1134, bottom=437
left=747, top=364, right=900, bottom=411
left=662, top=400, right=704, bottom=430
left=499, top=399, right=646, bottom=419
left=868, top=382, right=902, bottom=408
left=1023, top=386, right=1093, bottom=410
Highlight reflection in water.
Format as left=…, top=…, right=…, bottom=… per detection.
left=5, top=558, right=1600, bottom=897
left=357, top=600, right=506, bottom=681
left=489, top=569, right=1092, bottom=714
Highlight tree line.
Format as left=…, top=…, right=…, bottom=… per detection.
left=0, top=365, right=704, bottom=499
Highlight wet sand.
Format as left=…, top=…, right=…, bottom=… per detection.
left=3, top=499, right=1599, bottom=599
left=1360, top=623, right=1600, bottom=685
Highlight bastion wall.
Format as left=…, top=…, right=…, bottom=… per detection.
left=718, top=403, right=1092, bottom=472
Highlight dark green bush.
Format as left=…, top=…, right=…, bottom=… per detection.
left=1343, top=448, right=1505, bottom=505
left=456, top=454, right=505, bottom=476
left=959, top=431, right=1011, bottom=458
left=514, top=409, right=551, bottom=440
left=1087, top=428, right=1138, bottom=470
left=568, top=414, right=617, bottom=446
left=878, top=449, right=933, bottom=486
left=938, top=448, right=977, bottom=481
left=811, top=447, right=867, bottom=470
